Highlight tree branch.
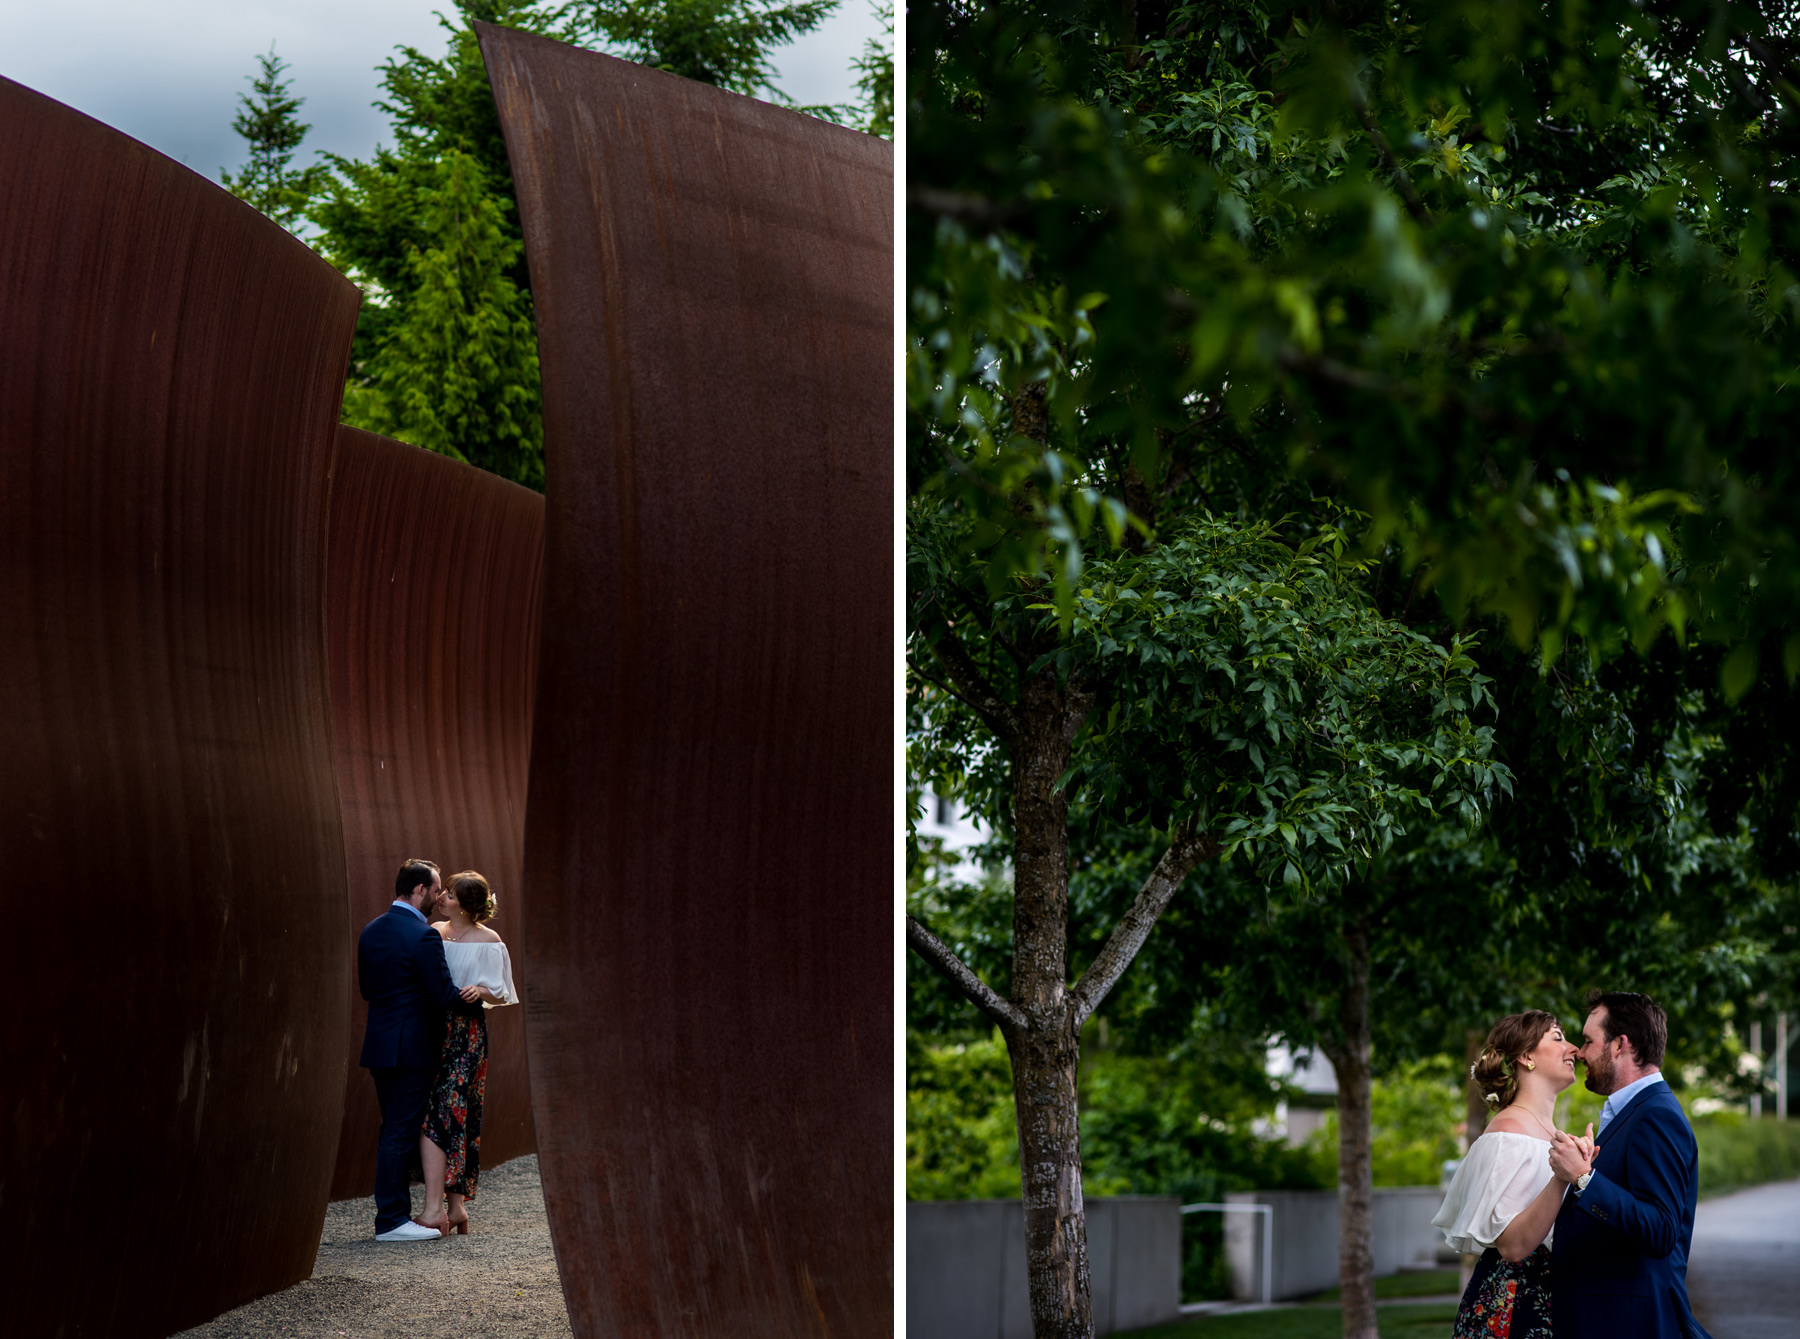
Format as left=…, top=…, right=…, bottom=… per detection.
left=1345, top=85, right=1432, bottom=227
left=907, top=915, right=1027, bottom=1032
left=947, top=580, right=1034, bottom=670
left=908, top=186, right=1030, bottom=233
left=924, top=621, right=1022, bottom=744
left=1069, top=816, right=1221, bottom=1028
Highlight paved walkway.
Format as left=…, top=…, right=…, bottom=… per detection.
left=1688, top=1176, right=1800, bottom=1339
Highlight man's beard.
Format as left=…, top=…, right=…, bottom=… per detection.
left=1583, top=1050, right=1615, bottom=1096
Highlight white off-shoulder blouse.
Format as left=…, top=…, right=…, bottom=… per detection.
left=443, top=940, right=519, bottom=1008
left=1432, top=1132, right=1559, bottom=1255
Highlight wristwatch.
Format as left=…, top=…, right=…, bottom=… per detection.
left=1575, top=1171, right=1593, bottom=1194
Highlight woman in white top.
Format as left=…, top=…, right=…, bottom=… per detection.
left=415, top=870, right=518, bottom=1236
left=1433, top=1009, right=1593, bottom=1338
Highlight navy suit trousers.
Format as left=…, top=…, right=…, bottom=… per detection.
left=369, top=1065, right=434, bottom=1232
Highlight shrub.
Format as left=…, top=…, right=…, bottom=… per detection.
left=1693, top=1112, right=1800, bottom=1197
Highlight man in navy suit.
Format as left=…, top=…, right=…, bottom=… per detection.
left=358, top=858, right=476, bottom=1241
left=1548, top=990, right=1712, bottom=1338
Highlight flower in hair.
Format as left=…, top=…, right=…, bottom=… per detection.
left=1484, top=1092, right=1499, bottom=1105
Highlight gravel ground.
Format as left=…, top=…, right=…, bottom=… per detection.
left=170, top=1156, right=572, bottom=1339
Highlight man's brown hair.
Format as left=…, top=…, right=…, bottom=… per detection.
left=1588, top=989, right=1667, bottom=1068
left=394, top=858, right=440, bottom=901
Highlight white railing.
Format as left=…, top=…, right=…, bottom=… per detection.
left=1180, top=1201, right=1273, bottom=1306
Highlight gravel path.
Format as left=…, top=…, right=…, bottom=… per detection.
left=1688, top=1175, right=1800, bottom=1339
left=171, top=1156, right=573, bottom=1339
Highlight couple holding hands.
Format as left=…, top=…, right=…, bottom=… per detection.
left=1435, top=991, right=1711, bottom=1338
left=357, top=858, right=519, bottom=1241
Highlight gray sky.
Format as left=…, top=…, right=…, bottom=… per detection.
left=0, top=0, right=887, bottom=183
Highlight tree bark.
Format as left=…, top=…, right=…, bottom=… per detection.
left=910, top=639, right=1217, bottom=1339
left=1008, top=667, right=1095, bottom=1339
left=1463, top=1027, right=1489, bottom=1149
left=1324, top=918, right=1378, bottom=1339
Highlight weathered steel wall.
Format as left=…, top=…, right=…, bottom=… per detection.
left=0, top=78, right=360, bottom=1336
left=326, top=425, right=546, bottom=1201
left=479, top=25, right=894, bottom=1338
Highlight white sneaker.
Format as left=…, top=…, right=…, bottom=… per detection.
left=375, top=1220, right=444, bottom=1242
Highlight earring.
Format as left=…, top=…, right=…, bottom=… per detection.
left=1523, top=1060, right=1535, bottom=1071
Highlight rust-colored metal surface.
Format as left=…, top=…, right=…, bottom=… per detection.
left=326, top=425, right=546, bottom=1201
left=478, top=26, right=894, bottom=1337
left=0, top=78, right=360, bottom=1336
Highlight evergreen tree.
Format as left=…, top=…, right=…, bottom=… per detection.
left=850, top=1, right=893, bottom=138
left=569, top=0, right=838, bottom=102
left=235, top=0, right=872, bottom=488
left=366, top=150, right=543, bottom=487
left=313, top=0, right=557, bottom=488
left=221, top=46, right=324, bottom=234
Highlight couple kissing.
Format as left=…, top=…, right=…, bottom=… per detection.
left=1434, top=991, right=1711, bottom=1339
left=357, top=858, right=519, bottom=1242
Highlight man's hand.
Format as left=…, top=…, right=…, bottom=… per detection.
left=1550, top=1125, right=1595, bottom=1184
left=459, top=984, right=482, bottom=1003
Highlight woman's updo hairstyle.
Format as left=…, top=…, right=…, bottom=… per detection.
left=1470, top=1010, right=1559, bottom=1113
left=448, top=870, right=497, bottom=924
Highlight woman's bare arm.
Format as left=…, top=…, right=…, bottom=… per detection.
left=1496, top=1171, right=1569, bottom=1262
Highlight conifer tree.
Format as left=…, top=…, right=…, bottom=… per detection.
left=570, top=0, right=839, bottom=102
left=313, top=0, right=554, bottom=488
left=850, top=1, right=893, bottom=138
left=221, top=46, right=323, bottom=234
left=367, top=150, right=543, bottom=487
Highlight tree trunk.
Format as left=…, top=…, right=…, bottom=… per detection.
left=1010, top=1007, right=1089, bottom=1338
left=1463, top=1027, right=1489, bottom=1149
left=1007, top=667, right=1095, bottom=1339
left=1325, top=919, right=1377, bottom=1339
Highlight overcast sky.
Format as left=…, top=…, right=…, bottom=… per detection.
left=0, top=0, right=887, bottom=183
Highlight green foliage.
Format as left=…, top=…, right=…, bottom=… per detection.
left=849, top=1, right=893, bottom=138
left=909, top=508, right=1512, bottom=883
left=312, top=0, right=552, bottom=486
left=1300, top=1059, right=1465, bottom=1189
left=1694, top=1112, right=1800, bottom=1197
left=909, top=0, right=1800, bottom=672
left=360, top=150, right=544, bottom=485
left=221, top=46, right=326, bottom=233
left=1057, top=514, right=1513, bottom=896
left=570, top=0, right=838, bottom=101
left=906, top=1031, right=1021, bottom=1200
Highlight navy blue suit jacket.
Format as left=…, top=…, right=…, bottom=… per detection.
left=357, top=902, right=461, bottom=1070
left=1550, top=1080, right=1711, bottom=1339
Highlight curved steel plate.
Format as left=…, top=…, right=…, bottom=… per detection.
left=0, top=78, right=360, bottom=1336
left=478, top=26, right=894, bottom=1337
left=326, top=425, right=546, bottom=1201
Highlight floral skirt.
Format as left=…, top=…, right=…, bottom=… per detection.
left=422, top=1004, right=488, bottom=1199
left=1454, top=1244, right=1552, bottom=1339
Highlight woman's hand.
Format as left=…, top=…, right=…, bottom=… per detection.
left=1549, top=1127, right=1595, bottom=1184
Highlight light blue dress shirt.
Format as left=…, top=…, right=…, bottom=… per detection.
left=1597, top=1069, right=1666, bottom=1137
left=391, top=897, right=429, bottom=924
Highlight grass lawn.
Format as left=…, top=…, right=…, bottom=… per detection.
left=1310, top=1268, right=1462, bottom=1301
left=1124, top=1302, right=1459, bottom=1338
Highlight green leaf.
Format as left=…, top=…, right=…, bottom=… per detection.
left=1721, top=644, right=1759, bottom=704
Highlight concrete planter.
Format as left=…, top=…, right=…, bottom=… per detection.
left=1223, top=1186, right=1448, bottom=1300
left=906, top=1196, right=1182, bottom=1338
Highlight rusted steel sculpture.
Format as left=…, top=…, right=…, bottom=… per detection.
left=478, top=26, right=894, bottom=1337
left=0, top=78, right=360, bottom=1336
left=326, top=425, right=546, bottom=1201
